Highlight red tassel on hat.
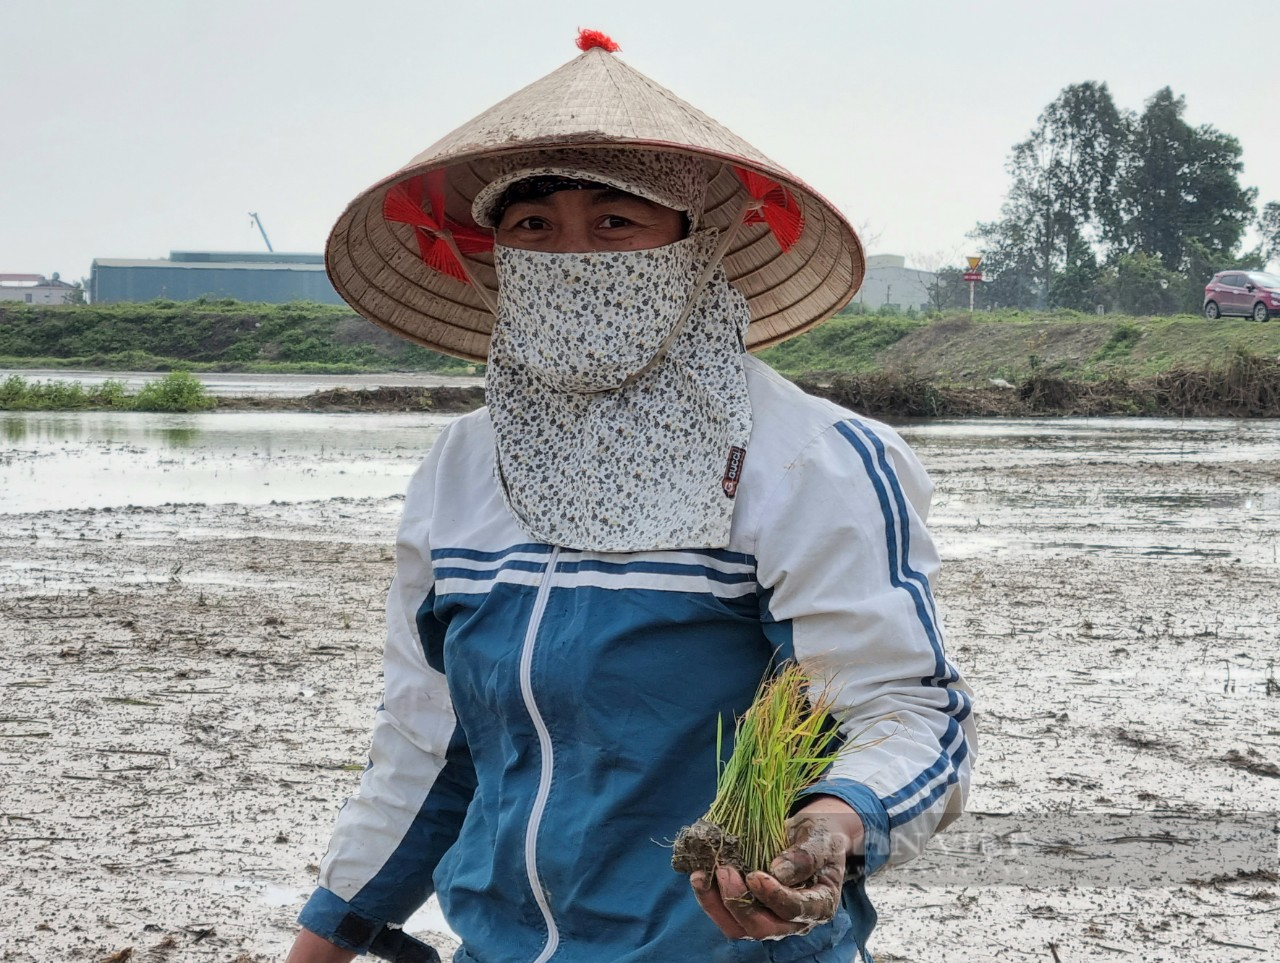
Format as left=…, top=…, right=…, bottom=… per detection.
left=734, top=167, right=804, bottom=253
left=383, top=172, right=494, bottom=284
left=576, top=28, right=620, bottom=53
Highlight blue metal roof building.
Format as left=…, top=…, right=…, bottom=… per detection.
left=90, top=251, right=344, bottom=304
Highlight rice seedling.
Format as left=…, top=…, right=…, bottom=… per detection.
left=671, top=661, right=855, bottom=877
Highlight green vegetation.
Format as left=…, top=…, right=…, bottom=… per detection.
left=6, top=298, right=1275, bottom=387
left=755, top=311, right=925, bottom=375
left=700, top=663, right=852, bottom=874
left=762, top=308, right=1280, bottom=384
left=1090, top=322, right=1143, bottom=363
left=964, top=82, right=1275, bottom=315
left=0, top=372, right=215, bottom=412
left=132, top=371, right=216, bottom=411
left=0, top=299, right=473, bottom=374
left=5, top=298, right=1280, bottom=416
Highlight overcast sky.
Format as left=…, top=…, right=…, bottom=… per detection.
left=5, top=0, right=1278, bottom=282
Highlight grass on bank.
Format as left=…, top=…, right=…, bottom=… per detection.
left=6, top=298, right=1274, bottom=382
left=801, top=348, right=1280, bottom=418
left=0, top=372, right=216, bottom=412
left=0, top=353, right=395, bottom=376
left=758, top=309, right=1280, bottom=384
left=5, top=300, right=1279, bottom=416
left=0, top=300, right=477, bottom=375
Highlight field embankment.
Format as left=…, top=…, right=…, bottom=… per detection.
left=759, top=309, right=1280, bottom=416
left=797, top=353, right=1280, bottom=417
left=756, top=309, right=1280, bottom=382
left=0, top=300, right=469, bottom=374
left=4, top=302, right=1280, bottom=415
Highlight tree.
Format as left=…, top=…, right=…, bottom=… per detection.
left=974, top=82, right=1125, bottom=307
left=1097, top=253, right=1182, bottom=316
left=909, top=248, right=965, bottom=313
left=1261, top=202, right=1280, bottom=268
left=1048, top=240, right=1102, bottom=312
left=929, top=267, right=964, bottom=311
left=976, top=84, right=1262, bottom=314
left=969, top=217, right=1039, bottom=309
left=1113, top=88, right=1257, bottom=271
left=1020, top=82, right=1125, bottom=273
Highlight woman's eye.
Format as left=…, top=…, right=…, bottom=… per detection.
left=514, top=216, right=550, bottom=230
left=598, top=215, right=633, bottom=229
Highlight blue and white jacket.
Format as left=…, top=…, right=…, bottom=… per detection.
left=300, top=357, right=975, bottom=962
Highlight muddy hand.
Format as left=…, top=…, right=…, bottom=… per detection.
left=692, top=797, right=864, bottom=941
left=747, top=797, right=863, bottom=934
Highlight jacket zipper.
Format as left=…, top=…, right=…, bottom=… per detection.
left=520, top=545, right=561, bottom=962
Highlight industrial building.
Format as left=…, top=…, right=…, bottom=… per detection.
left=0, top=273, right=77, bottom=304
left=855, top=254, right=937, bottom=311
left=89, top=251, right=344, bottom=305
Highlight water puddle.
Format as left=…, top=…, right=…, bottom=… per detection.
left=898, top=416, right=1280, bottom=465
left=895, top=417, right=1280, bottom=568
left=940, top=535, right=1246, bottom=562
left=1, top=411, right=452, bottom=514
left=4, top=412, right=1278, bottom=577
left=0, top=368, right=483, bottom=398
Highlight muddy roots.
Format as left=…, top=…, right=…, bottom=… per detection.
left=671, top=819, right=745, bottom=876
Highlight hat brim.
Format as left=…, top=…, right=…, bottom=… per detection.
left=326, top=51, right=863, bottom=363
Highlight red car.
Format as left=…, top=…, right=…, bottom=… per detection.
left=1203, top=270, right=1280, bottom=321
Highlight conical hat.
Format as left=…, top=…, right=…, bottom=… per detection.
left=326, top=33, right=864, bottom=363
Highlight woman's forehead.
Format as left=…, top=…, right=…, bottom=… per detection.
left=497, top=178, right=675, bottom=219
left=504, top=186, right=666, bottom=209
left=499, top=175, right=608, bottom=207
left=471, top=150, right=709, bottom=230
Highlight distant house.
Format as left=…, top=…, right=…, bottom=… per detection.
left=0, top=273, right=77, bottom=305
left=856, top=255, right=936, bottom=311
left=89, top=251, right=344, bottom=305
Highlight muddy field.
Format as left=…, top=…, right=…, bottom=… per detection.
left=2, top=419, right=1278, bottom=962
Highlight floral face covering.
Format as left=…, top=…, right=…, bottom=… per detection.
left=487, top=230, right=753, bottom=552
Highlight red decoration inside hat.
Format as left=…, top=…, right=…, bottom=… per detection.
left=383, top=171, right=494, bottom=284
left=576, top=28, right=620, bottom=53
left=734, top=167, right=804, bottom=253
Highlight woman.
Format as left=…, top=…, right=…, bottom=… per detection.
left=287, top=30, right=974, bottom=963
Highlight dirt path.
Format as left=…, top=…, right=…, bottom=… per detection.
left=1, top=436, right=1278, bottom=962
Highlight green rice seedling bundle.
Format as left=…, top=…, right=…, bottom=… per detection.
left=671, top=661, right=852, bottom=877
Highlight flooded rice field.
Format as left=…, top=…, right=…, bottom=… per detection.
left=0, top=411, right=453, bottom=515
left=0, top=368, right=484, bottom=399
left=1, top=411, right=1278, bottom=962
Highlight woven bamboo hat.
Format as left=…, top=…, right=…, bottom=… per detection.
left=326, top=30, right=864, bottom=363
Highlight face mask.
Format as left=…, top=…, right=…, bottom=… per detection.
left=491, top=231, right=721, bottom=393
left=486, top=229, right=754, bottom=552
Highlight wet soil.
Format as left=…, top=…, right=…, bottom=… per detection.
left=2, top=425, right=1278, bottom=962
left=216, top=386, right=485, bottom=413
left=671, top=819, right=745, bottom=876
